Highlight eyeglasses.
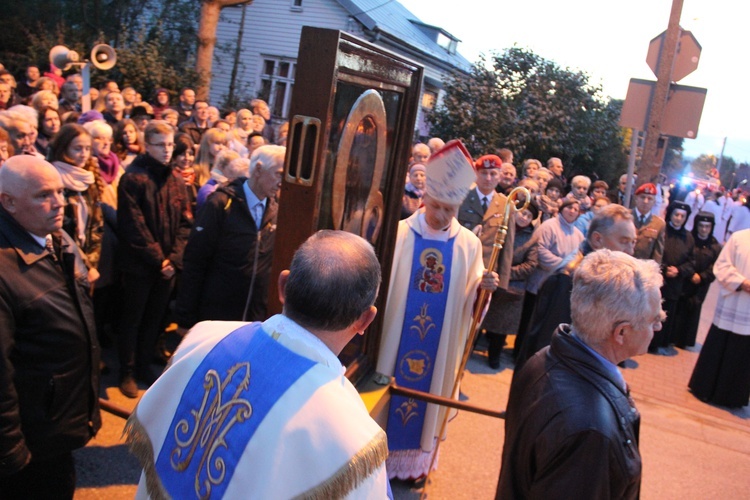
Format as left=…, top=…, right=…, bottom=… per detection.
left=148, top=142, right=175, bottom=149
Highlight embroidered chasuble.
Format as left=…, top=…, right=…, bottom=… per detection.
left=127, top=317, right=389, bottom=499
left=376, top=211, right=485, bottom=479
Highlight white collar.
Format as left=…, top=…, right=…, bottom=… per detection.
left=29, top=232, right=47, bottom=249
left=261, top=314, right=345, bottom=375
left=475, top=187, right=494, bottom=202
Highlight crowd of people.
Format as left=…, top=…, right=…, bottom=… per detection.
left=391, top=140, right=750, bottom=494
left=0, top=60, right=749, bottom=498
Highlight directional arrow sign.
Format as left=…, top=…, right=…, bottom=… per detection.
left=647, top=29, right=701, bottom=82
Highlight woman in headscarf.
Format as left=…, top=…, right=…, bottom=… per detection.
left=673, top=211, right=723, bottom=349
left=650, top=200, right=695, bottom=353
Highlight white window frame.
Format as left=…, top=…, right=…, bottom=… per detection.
left=258, top=56, right=297, bottom=121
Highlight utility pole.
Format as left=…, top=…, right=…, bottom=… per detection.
left=638, top=0, right=684, bottom=183
left=716, top=137, right=727, bottom=173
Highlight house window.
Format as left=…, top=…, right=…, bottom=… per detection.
left=290, top=0, right=303, bottom=12
left=421, top=89, right=437, bottom=111
left=258, top=57, right=297, bottom=120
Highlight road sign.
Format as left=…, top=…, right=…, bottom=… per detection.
left=620, top=78, right=706, bottom=139
left=647, top=29, right=701, bottom=82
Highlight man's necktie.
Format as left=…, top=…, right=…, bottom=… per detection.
left=640, top=216, right=646, bottom=227
left=481, top=196, right=488, bottom=214
left=45, top=235, right=58, bottom=262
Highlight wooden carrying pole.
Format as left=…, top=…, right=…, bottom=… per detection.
left=420, top=187, right=530, bottom=497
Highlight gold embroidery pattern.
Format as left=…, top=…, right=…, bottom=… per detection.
left=170, top=362, right=253, bottom=499
left=410, top=303, right=436, bottom=341
left=395, top=398, right=420, bottom=426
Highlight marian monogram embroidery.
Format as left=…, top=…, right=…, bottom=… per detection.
left=170, top=362, right=253, bottom=499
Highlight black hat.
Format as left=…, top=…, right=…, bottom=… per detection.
left=666, top=200, right=692, bottom=227
left=131, top=105, right=154, bottom=119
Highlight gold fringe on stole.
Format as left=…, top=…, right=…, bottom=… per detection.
left=294, top=429, right=389, bottom=500
left=123, top=408, right=171, bottom=500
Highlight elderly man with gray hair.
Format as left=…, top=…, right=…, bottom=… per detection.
left=515, top=204, right=637, bottom=368
left=175, top=145, right=285, bottom=334
left=498, top=249, right=664, bottom=499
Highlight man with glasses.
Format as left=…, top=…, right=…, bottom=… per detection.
left=498, top=249, right=664, bottom=499
left=116, top=120, right=192, bottom=398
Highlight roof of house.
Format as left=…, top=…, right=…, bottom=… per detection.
left=336, top=0, right=473, bottom=72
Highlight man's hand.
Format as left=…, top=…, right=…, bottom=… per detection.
left=87, top=267, right=100, bottom=284
left=161, top=259, right=175, bottom=279
left=691, top=273, right=701, bottom=284
left=741, top=279, right=750, bottom=293
left=472, top=224, right=483, bottom=237
left=666, top=266, right=679, bottom=278
left=480, top=271, right=499, bottom=291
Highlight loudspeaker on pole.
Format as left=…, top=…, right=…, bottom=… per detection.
left=90, top=44, right=117, bottom=71
left=49, top=45, right=80, bottom=71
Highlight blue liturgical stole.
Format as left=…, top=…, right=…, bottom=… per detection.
left=155, top=322, right=316, bottom=498
left=387, top=229, right=455, bottom=450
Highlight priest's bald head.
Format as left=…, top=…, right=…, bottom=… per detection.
left=277, top=230, right=381, bottom=355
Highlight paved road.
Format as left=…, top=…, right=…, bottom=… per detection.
left=74, top=283, right=750, bottom=498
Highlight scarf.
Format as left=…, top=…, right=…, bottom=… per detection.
left=234, top=128, right=250, bottom=141
left=404, top=182, right=424, bottom=198
left=97, top=151, right=121, bottom=184
left=53, top=161, right=93, bottom=245
left=53, top=161, right=95, bottom=192
left=179, top=167, right=196, bottom=186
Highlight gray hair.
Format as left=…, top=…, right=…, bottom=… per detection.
left=249, top=145, right=286, bottom=175
left=82, top=120, right=113, bottom=139
left=534, top=167, right=553, bottom=180
left=284, top=230, right=381, bottom=331
left=587, top=204, right=633, bottom=244
left=572, top=249, right=663, bottom=345
left=522, top=159, right=542, bottom=176
left=427, top=137, right=444, bottom=152
left=571, top=175, right=591, bottom=189
left=0, top=108, right=36, bottom=136
left=412, top=143, right=430, bottom=155
left=225, top=157, right=250, bottom=180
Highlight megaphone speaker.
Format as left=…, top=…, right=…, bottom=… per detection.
left=49, top=45, right=80, bottom=72
left=91, top=44, right=117, bottom=71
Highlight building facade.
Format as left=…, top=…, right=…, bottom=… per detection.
left=210, top=0, right=471, bottom=140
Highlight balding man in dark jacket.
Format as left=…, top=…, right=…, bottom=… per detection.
left=0, top=156, right=101, bottom=499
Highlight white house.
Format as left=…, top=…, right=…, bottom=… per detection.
left=209, top=0, right=472, bottom=140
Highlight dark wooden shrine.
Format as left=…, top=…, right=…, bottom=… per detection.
left=267, top=27, right=423, bottom=385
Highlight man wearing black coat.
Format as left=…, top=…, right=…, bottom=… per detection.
left=0, top=156, right=101, bottom=499
left=497, top=250, right=665, bottom=499
left=175, top=145, right=284, bottom=331
left=117, top=120, right=192, bottom=398
left=515, top=204, right=637, bottom=370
